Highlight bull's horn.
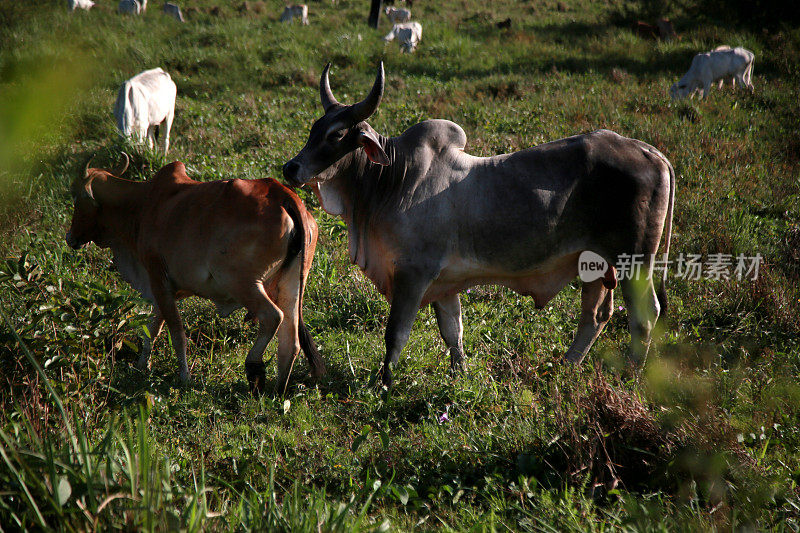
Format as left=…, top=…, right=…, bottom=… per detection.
left=83, top=155, right=95, bottom=181
left=350, top=62, right=384, bottom=123
left=320, top=63, right=339, bottom=112
left=112, top=152, right=129, bottom=177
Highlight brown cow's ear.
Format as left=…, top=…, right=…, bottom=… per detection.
left=358, top=130, right=390, bottom=166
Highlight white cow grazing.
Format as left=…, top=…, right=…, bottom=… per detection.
left=280, top=4, right=309, bottom=25
left=670, top=46, right=755, bottom=99
left=114, top=68, right=177, bottom=154
left=163, top=2, right=184, bottom=21
left=383, top=21, right=422, bottom=53
left=384, top=6, right=411, bottom=23
left=68, top=0, right=95, bottom=11
left=118, top=0, right=142, bottom=14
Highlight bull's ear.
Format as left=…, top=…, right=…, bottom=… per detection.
left=358, top=130, right=390, bottom=166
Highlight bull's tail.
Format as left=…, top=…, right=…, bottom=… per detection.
left=657, top=160, right=675, bottom=317
left=282, top=197, right=325, bottom=377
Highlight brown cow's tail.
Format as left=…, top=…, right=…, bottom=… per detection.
left=657, top=160, right=675, bottom=317
left=282, top=197, right=325, bottom=378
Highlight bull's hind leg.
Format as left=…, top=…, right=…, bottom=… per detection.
left=621, top=277, right=660, bottom=367
left=432, top=294, right=465, bottom=373
left=564, top=279, right=614, bottom=364
left=241, top=285, right=283, bottom=394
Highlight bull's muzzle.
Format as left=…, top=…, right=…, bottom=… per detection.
left=282, top=160, right=302, bottom=186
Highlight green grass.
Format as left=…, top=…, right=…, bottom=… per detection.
left=2, top=0, right=800, bottom=530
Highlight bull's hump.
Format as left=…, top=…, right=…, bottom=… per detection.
left=152, top=161, right=193, bottom=184
left=403, top=119, right=467, bottom=152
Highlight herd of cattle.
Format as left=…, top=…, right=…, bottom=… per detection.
left=65, top=7, right=757, bottom=393
left=66, top=0, right=424, bottom=52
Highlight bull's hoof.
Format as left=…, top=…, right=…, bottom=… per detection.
left=449, top=348, right=466, bottom=374
left=377, top=365, right=393, bottom=389
left=245, top=361, right=267, bottom=395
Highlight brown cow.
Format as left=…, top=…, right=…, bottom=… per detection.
left=66, top=154, right=324, bottom=394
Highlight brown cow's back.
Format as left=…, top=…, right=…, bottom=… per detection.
left=136, top=163, right=311, bottom=309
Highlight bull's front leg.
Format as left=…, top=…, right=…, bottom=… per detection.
left=137, top=308, right=165, bottom=372
left=432, top=294, right=465, bottom=373
left=378, top=268, right=433, bottom=388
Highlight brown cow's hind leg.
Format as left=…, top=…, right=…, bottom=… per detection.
left=274, top=267, right=302, bottom=396
left=242, top=285, right=283, bottom=394
left=565, top=279, right=614, bottom=364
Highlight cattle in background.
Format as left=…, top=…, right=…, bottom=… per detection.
left=384, top=6, right=411, bottom=23
left=280, top=4, right=308, bottom=25
left=635, top=19, right=677, bottom=41
left=496, top=17, right=512, bottom=30
left=383, top=21, right=422, bottom=52
left=66, top=154, right=324, bottom=394
left=670, top=46, right=755, bottom=99
left=68, top=0, right=95, bottom=11
left=655, top=18, right=676, bottom=41
left=634, top=21, right=658, bottom=39
left=163, top=2, right=185, bottom=21
left=118, top=0, right=142, bottom=14
left=283, top=64, right=675, bottom=387
left=114, top=68, right=177, bottom=154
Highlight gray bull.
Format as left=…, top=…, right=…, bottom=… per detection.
left=283, top=63, right=675, bottom=387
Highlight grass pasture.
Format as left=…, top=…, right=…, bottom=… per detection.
left=2, top=0, right=800, bottom=530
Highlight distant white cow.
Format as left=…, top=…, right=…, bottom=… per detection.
left=670, top=46, right=755, bottom=99
left=114, top=68, right=177, bottom=154
left=118, top=0, right=142, bottom=14
left=384, top=6, right=411, bottom=23
left=163, top=2, right=184, bottom=21
left=68, top=0, right=95, bottom=11
left=383, top=21, right=422, bottom=53
left=280, top=4, right=308, bottom=25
